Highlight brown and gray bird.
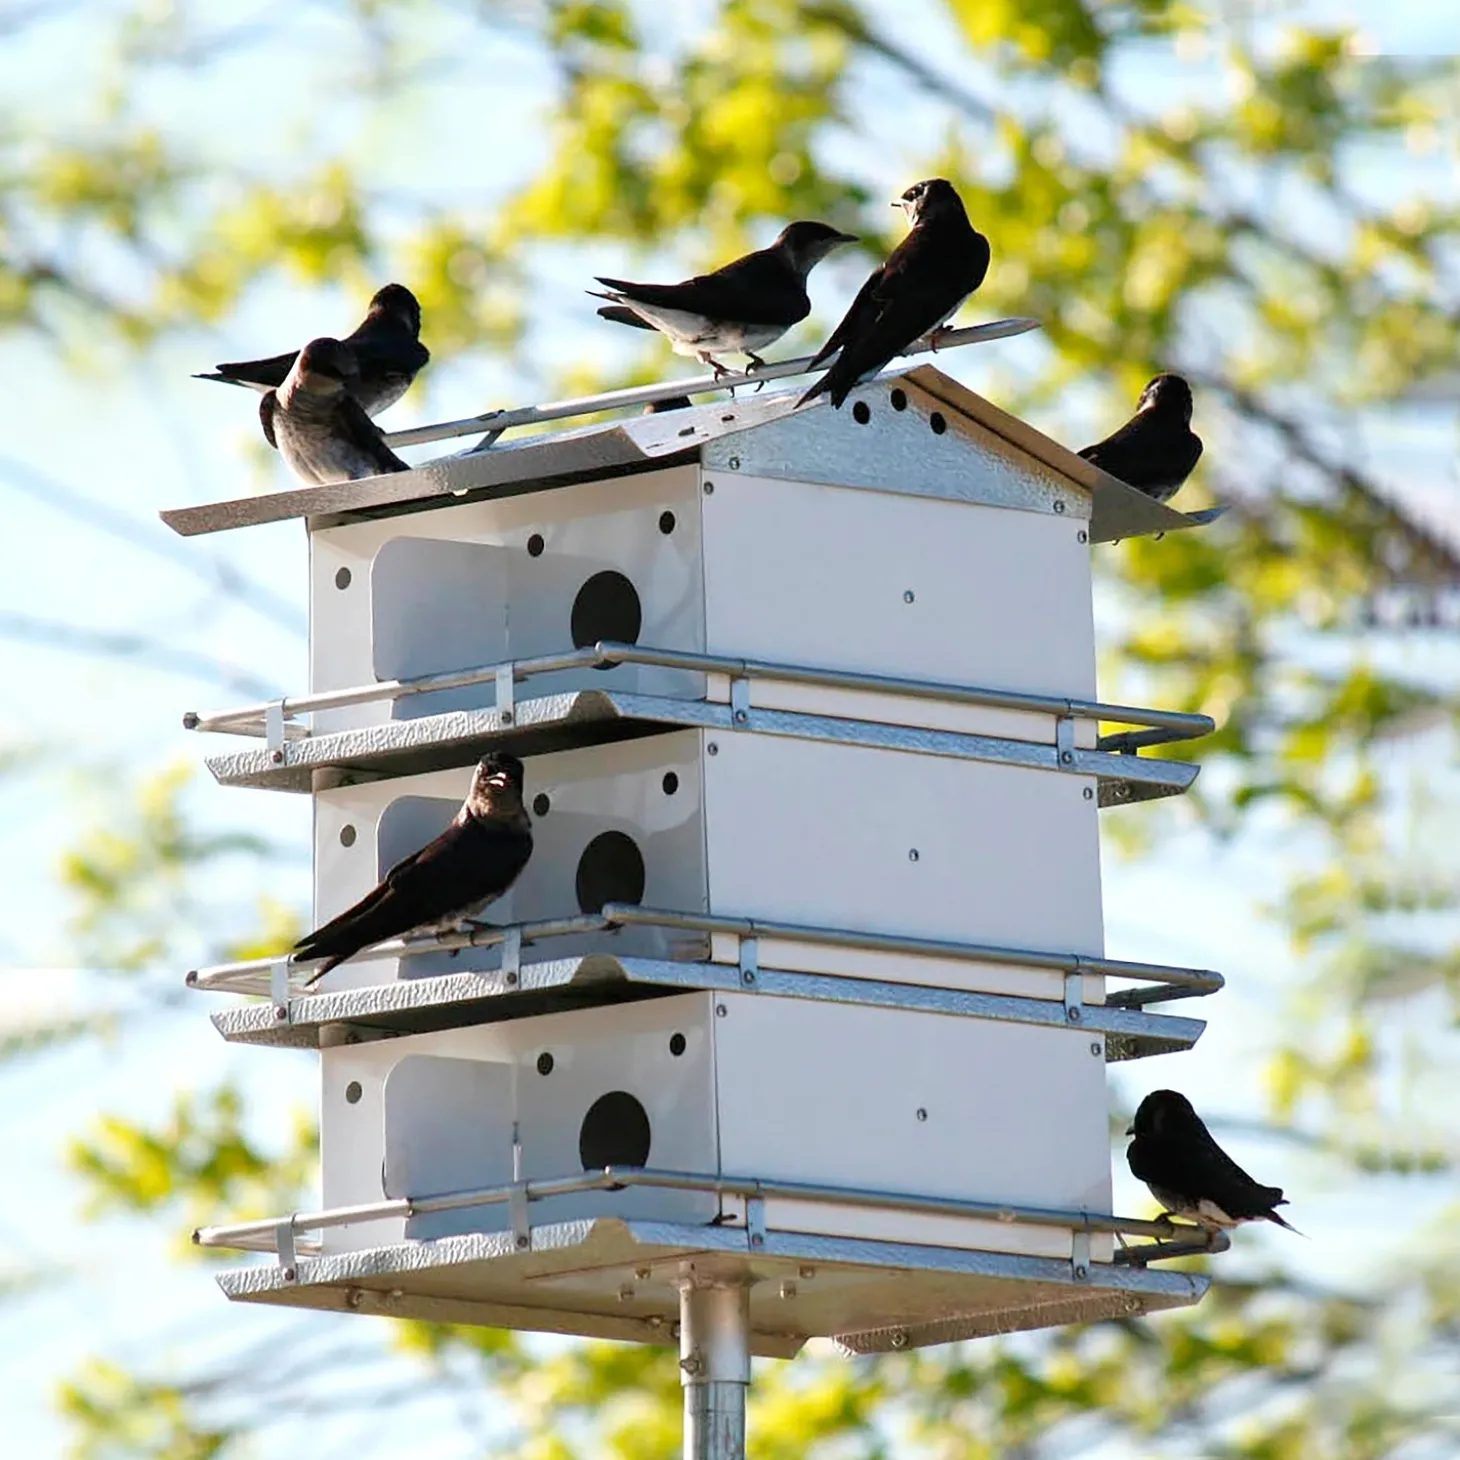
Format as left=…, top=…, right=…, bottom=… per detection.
left=195, top=283, right=429, bottom=418
left=1127, top=1089, right=1301, bottom=1237
left=292, top=754, right=534, bottom=984
left=1078, top=374, right=1203, bottom=503
left=260, top=338, right=411, bottom=486
left=591, top=221, right=858, bottom=377
left=797, top=179, right=991, bottom=410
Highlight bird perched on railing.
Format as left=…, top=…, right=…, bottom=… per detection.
left=195, top=282, right=429, bottom=418
left=261, top=338, right=410, bottom=486
left=797, top=179, right=990, bottom=410
left=1078, top=374, right=1203, bottom=503
left=591, top=221, right=858, bottom=378
left=1126, top=1089, right=1301, bottom=1240
left=291, top=753, right=534, bottom=984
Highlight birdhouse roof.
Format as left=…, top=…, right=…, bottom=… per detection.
left=161, top=364, right=1207, bottom=543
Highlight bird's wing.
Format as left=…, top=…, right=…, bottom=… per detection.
left=337, top=395, right=411, bottom=476
left=349, top=323, right=431, bottom=380
left=292, top=816, right=534, bottom=974
left=206, top=350, right=298, bottom=391
left=800, top=227, right=990, bottom=406
left=594, top=248, right=808, bottom=328
left=1079, top=420, right=1203, bottom=494
left=1189, top=1126, right=1286, bottom=1218
left=804, top=262, right=889, bottom=370
left=258, top=391, right=279, bottom=450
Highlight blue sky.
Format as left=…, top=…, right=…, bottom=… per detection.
left=2, top=1, right=1459, bottom=1454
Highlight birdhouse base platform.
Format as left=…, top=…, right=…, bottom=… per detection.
left=205, top=1215, right=1208, bottom=1356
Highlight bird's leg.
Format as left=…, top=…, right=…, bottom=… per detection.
left=743, top=352, right=769, bottom=393
left=442, top=918, right=497, bottom=958
left=927, top=325, right=953, bottom=352
left=699, top=352, right=738, bottom=397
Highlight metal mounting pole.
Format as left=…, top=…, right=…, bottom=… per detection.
left=678, top=1270, right=751, bottom=1460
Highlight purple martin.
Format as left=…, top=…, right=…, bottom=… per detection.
left=260, top=338, right=411, bottom=486
left=1078, top=374, right=1203, bottom=503
left=797, top=179, right=991, bottom=410
left=292, top=754, right=533, bottom=984
left=1127, top=1090, right=1302, bottom=1237
left=195, top=283, right=429, bottom=418
left=590, top=221, right=858, bottom=377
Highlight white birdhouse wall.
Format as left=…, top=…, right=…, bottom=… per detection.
left=309, top=728, right=1104, bottom=1000
left=307, top=463, right=1097, bottom=746
left=319, top=991, right=1113, bottom=1263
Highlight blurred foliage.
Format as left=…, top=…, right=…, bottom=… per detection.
left=4, top=0, right=1460, bottom=1456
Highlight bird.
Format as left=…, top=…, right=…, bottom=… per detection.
left=1077, top=374, right=1203, bottom=503
left=590, top=221, right=858, bottom=377
left=260, top=338, right=411, bottom=486
left=195, top=282, right=429, bottom=418
left=291, top=753, right=534, bottom=984
left=796, top=179, right=991, bottom=410
left=1126, top=1089, right=1302, bottom=1237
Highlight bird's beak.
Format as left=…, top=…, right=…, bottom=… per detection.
left=889, top=200, right=902, bottom=208
left=836, top=231, right=860, bottom=244
left=1124, top=1124, right=1134, bottom=1136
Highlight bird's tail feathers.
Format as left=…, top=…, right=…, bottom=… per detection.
left=193, top=371, right=260, bottom=390
left=595, top=303, right=655, bottom=330
left=795, top=374, right=831, bottom=409
left=1265, top=1207, right=1305, bottom=1237
left=301, top=951, right=348, bottom=987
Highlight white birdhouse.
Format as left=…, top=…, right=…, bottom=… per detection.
left=174, top=359, right=1222, bottom=1359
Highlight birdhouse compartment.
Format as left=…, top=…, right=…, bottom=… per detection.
left=318, top=990, right=1114, bottom=1264
left=308, top=727, right=1105, bottom=1001
left=307, top=459, right=1096, bottom=746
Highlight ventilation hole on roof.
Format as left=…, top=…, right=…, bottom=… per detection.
left=852, top=401, right=871, bottom=425
left=890, top=389, right=908, bottom=411
left=929, top=412, right=947, bottom=435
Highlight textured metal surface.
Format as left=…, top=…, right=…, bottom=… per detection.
left=158, top=360, right=1212, bottom=542
left=701, top=380, right=1088, bottom=518
left=201, top=688, right=1201, bottom=804
left=208, top=1215, right=1207, bottom=1352
left=201, top=951, right=1207, bottom=1059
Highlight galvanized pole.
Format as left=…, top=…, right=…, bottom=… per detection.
left=678, top=1270, right=751, bottom=1460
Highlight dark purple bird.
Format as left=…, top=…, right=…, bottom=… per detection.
left=259, top=338, right=410, bottom=486
left=797, top=179, right=990, bottom=410
left=592, top=221, right=858, bottom=377
left=1127, top=1089, right=1302, bottom=1237
left=1079, top=374, right=1203, bottom=503
left=292, top=754, right=533, bottom=983
left=196, top=283, right=429, bottom=418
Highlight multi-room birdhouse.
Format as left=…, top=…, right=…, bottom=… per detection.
left=174, top=354, right=1223, bottom=1364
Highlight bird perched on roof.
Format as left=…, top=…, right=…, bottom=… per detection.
left=292, top=754, right=534, bottom=984
left=1078, top=374, right=1203, bottom=504
left=195, top=283, right=429, bottom=418
left=261, top=338, right=410, bottom=486
left=796, top=179, right=990, bottom=410
left=1127, top=1089, right=1301, bottom=1239
left=591, top=221, right=858, bottom=378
